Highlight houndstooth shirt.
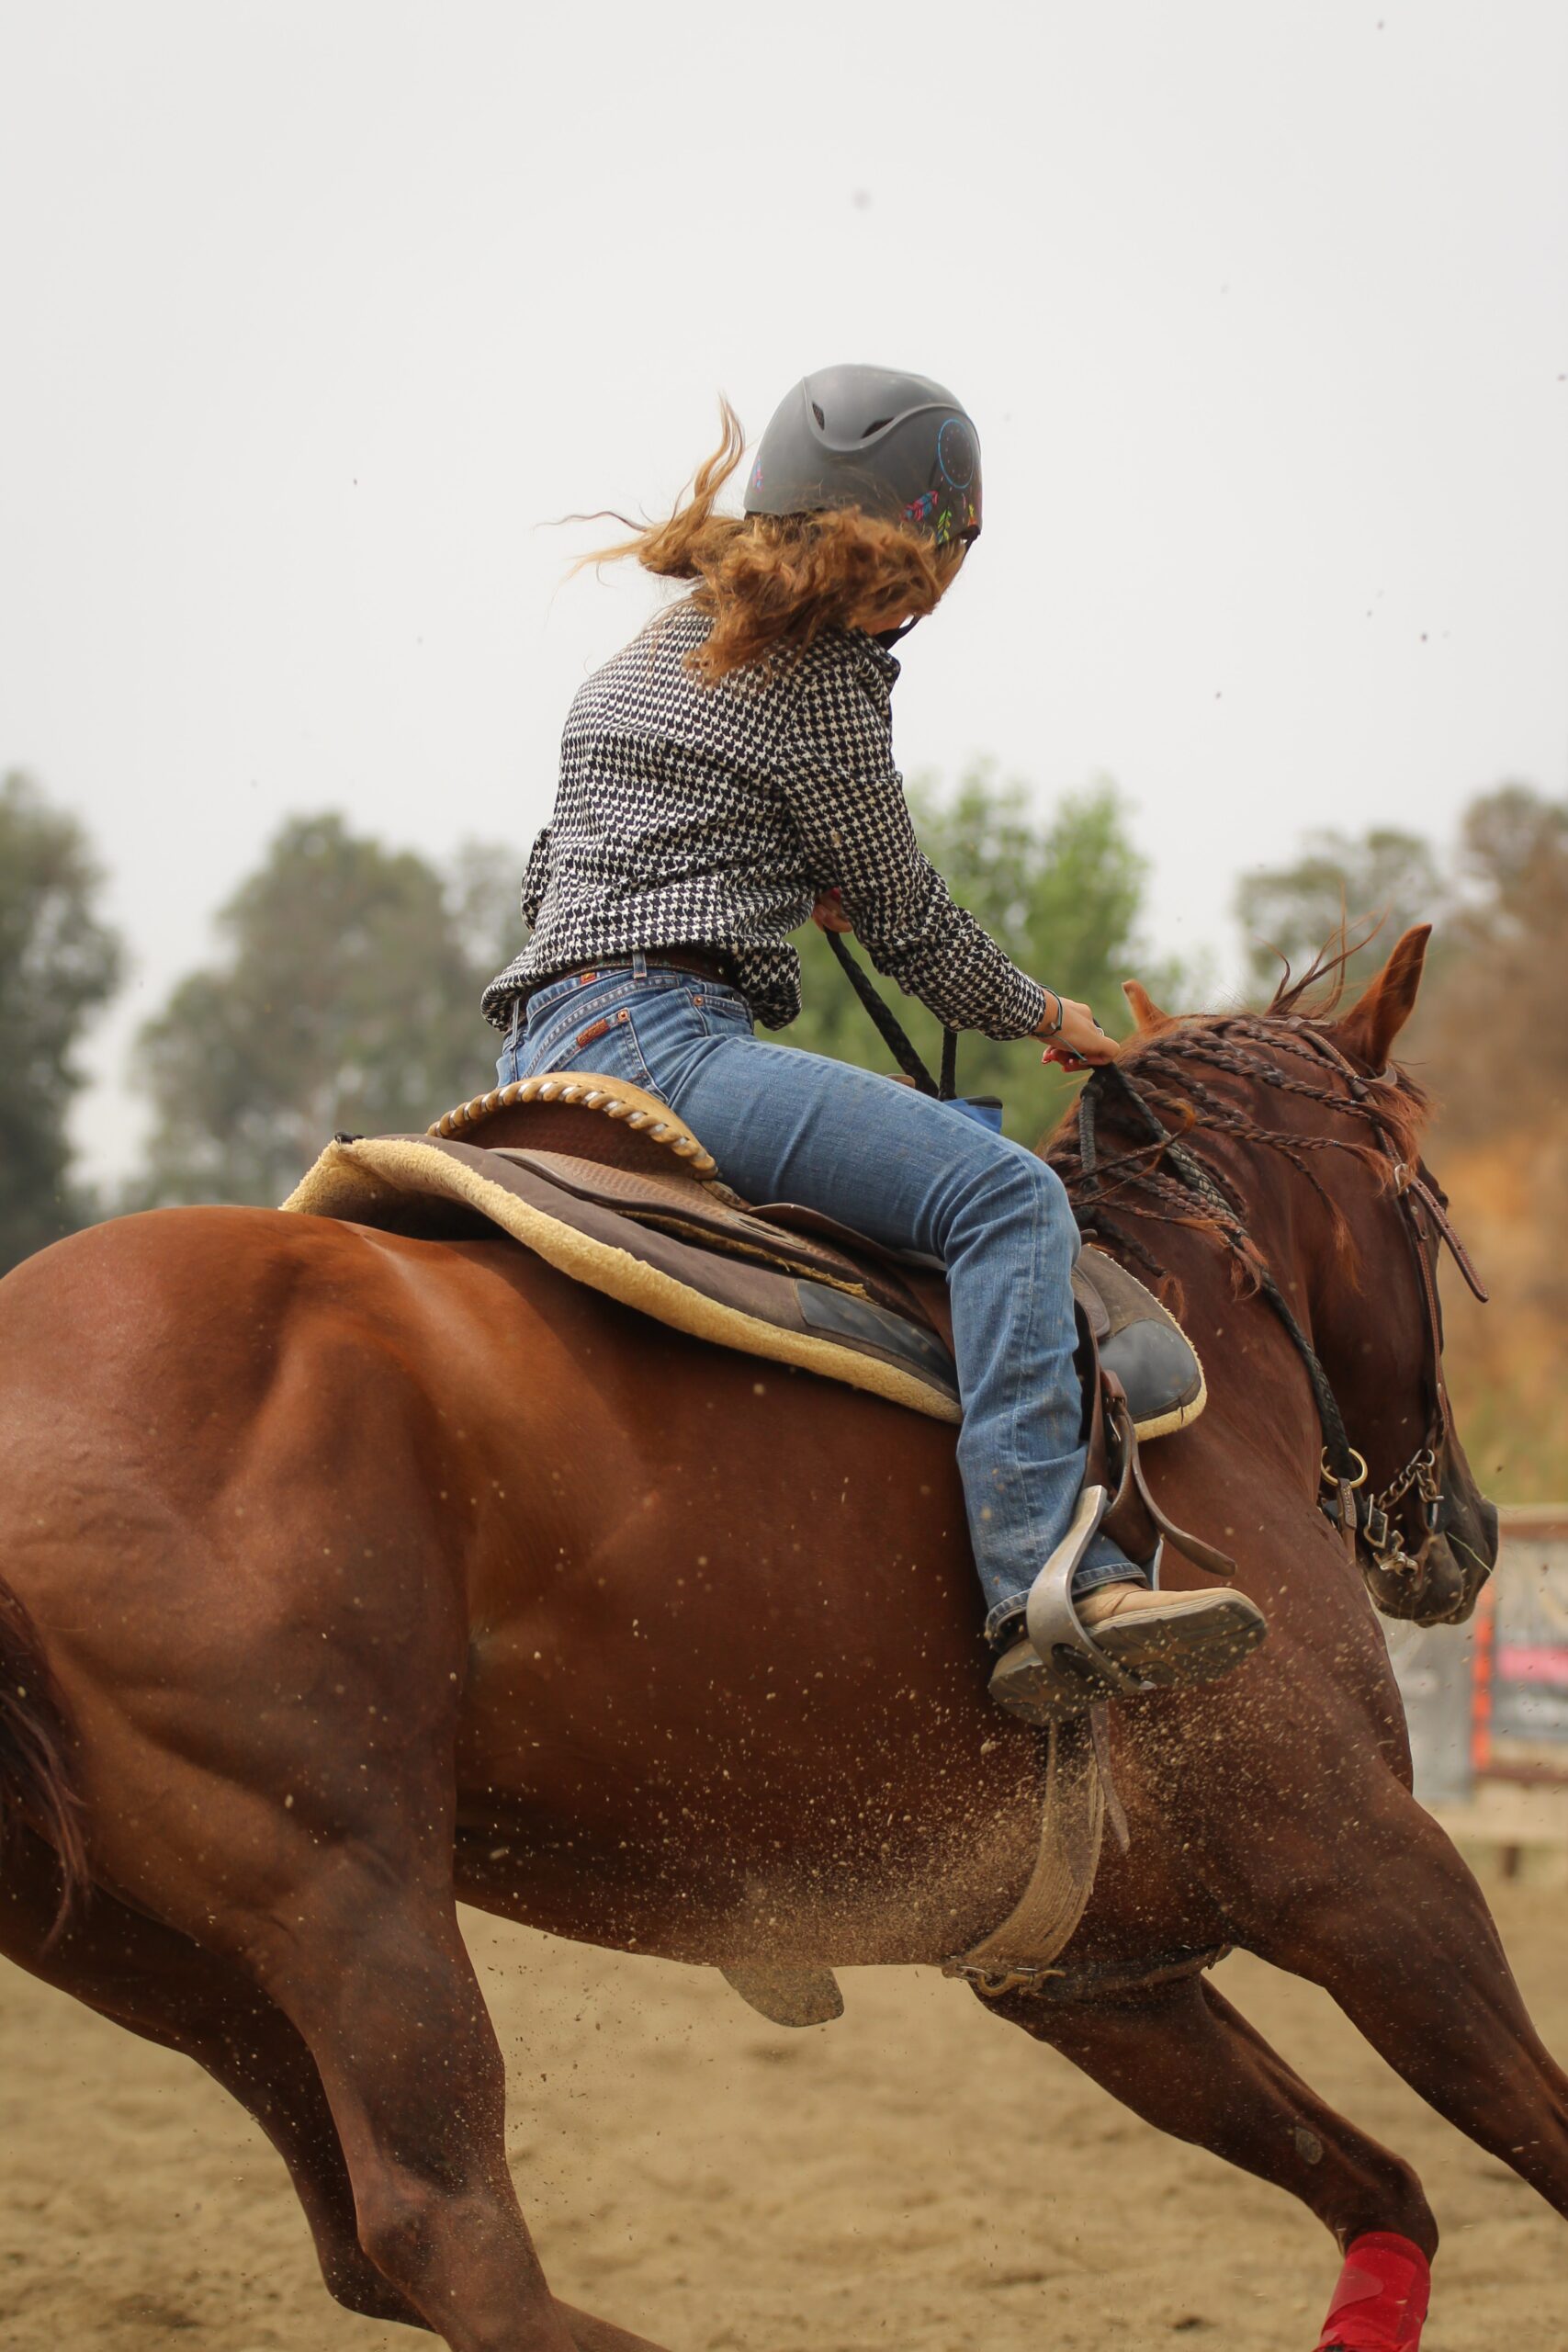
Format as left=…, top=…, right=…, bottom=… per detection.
left=482, top=599, right=1048, bottom=1038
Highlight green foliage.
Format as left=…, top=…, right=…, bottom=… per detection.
left=784, top=767, right=1185, bottom=1142
left=1421, top=781, right=1568, bottom=1142
left=1458, top=779, right=1568, bottom=902
left=134, top=814, right=518, bottom=1207
left=1239, top=782, right=1568, bottom=1507
left=1235, top=825, right=1447, bottom=1003
left=0, top=773, right=122, bottom=1272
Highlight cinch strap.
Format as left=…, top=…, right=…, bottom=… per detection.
left=1314, top=2233, right=1431, bottom=2352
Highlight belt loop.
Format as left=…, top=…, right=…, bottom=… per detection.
left=508, top=994, right=524, bottom=1052
left=631, top=949, right=648, bottom=980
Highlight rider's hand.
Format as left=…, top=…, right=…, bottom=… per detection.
left=1035, top=994, right=1116, bottom=1070
left=812, top=888, right=855, bottom=934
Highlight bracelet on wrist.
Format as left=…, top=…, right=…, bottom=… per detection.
left=1039, top=989, right=1065, bottom=1039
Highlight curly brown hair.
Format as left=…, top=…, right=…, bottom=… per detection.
left=576, top=401, right=967, bottom=683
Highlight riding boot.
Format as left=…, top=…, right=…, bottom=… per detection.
left=988, top=1491, right=1267, bottom=1725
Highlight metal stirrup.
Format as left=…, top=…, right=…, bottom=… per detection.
left=1024, top=1485, right=1151, bottom=1698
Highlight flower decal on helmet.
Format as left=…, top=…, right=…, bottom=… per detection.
left=936, top=417, right=977, bottom=492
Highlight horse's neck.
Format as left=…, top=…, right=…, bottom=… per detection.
left=1105, top=1136, right=1329, bottom=1448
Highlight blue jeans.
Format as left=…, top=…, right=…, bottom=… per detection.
left=498, top=956, right=1144, bottom=1639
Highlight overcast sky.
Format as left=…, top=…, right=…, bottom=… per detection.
left=3, top=2, right=1564, bottom=1182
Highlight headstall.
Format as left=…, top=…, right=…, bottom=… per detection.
left=1076, top=1031, right=1488, bottom=1591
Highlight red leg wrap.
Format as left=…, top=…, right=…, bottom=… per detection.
left=1314, top=2233, right=1431, bottom=2352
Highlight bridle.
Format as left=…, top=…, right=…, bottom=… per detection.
left=1073, top=1027, right=1489, bottom=1592
left=1282, top=1023, right=1488, bottom=1578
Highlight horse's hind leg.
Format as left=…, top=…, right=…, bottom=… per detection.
left=982, top=1968, right=1437, bottom=2256
left=253, top=1860, right=562, bottom=2352
left=203, top=1822, right=670, bottom=2352
left=0, top=1826, right=425, bottom=2328
left=4, top=1825, right=669, bottom=2352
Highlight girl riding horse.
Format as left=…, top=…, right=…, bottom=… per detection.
left=483, top=364, right=1266, bottom=1720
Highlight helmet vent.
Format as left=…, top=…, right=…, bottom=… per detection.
left=811, top=401, right=827, bottom=428
left=863, top=417, right=894, bottom=437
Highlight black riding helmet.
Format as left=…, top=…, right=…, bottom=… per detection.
left=744, top=365, right=982, bottom=548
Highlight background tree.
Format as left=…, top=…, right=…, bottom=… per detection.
left=0, top=772, right=122, bottom=1272
left=1421, top=783, right=1568, bottom=1140
left=1404, top=782, right=1568, bottom=1500
left=1239, top=782, right=1568, bottom=1501
left=1234, top=824, right=1447, bottom=1001
left=786, top=767, right=1186, bottom=1141
left=135, top=814, right=519, bottom=1207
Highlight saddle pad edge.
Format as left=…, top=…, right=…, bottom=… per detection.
left=1133, top=1375, right=1209, bottom=1444
left=1082, top=1244, right=1208, bottom=1439
left=285, top=1138, right=961, bottom=1425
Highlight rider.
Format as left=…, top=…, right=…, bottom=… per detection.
left=482, top=365, right=1266, bottom=1720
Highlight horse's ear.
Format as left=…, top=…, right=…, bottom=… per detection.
left=1334, top=925, right=1431, bottom=1069
left=1122, top=978, right=1170, bottom=1033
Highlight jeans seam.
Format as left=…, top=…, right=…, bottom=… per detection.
left=995, top=1192, right=1056, bottom=1588
left=952, top=1167, right=1060, bottom=1596
left=620, top=1007, right=666, bottom=1093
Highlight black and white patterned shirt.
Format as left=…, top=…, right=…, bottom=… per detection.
left=482, top=598, right=1048, bottom=1039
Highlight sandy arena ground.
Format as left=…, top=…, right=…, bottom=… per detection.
left=1, top=1874, right=1563, bottom=2352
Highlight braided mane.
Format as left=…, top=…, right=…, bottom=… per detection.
left=1047, top=945, right=1429, bottom=1297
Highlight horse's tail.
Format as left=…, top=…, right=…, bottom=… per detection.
left=0, top=1576, right=88, bottom=1929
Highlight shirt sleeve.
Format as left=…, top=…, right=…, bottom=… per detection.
left=776, top=652, right=1048, bottom=1041
left=519, top=825, right=554, bottom=931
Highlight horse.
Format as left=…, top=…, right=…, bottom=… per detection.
left=0, top=925, right=1558, bottom=2352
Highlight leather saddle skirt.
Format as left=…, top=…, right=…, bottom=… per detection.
left=282, top=1071, right=1205, bottom=1439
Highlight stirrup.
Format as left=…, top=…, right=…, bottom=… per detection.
left=990, top=1486, right=1156, bottom=1725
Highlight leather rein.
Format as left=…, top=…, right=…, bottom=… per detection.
left=1076, top=1031, right=1488, bottom=1589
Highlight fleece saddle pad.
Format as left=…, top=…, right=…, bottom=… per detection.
left=282, top=1071, right=1205, bottom=1431
left=284, top=1111, right=963, bottom=1421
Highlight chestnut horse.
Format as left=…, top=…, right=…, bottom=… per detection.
left=0, top=930, right=1561, bottom=2352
